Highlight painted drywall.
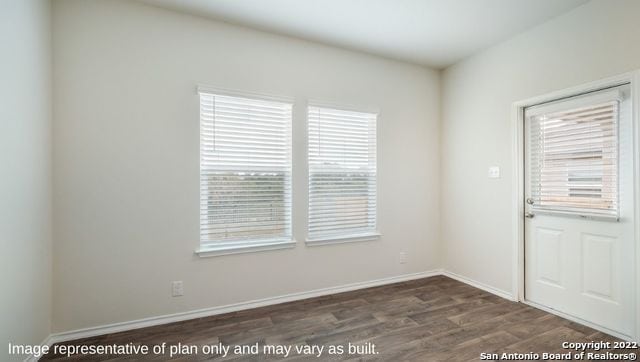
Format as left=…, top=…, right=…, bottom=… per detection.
left=52, top=0, right=441, bottom=333
left=0, top=0, right=52, bottom=360
left=441, top=0, right=640, bottom=294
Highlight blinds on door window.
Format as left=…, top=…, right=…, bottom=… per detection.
left=526, top=91, right=620, bottom=218
left=308, top=106, right=378, bottom=241
left=199, top=91, right=292, bottom=246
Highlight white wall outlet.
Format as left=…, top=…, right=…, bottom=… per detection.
left=399, top=251, right=407, bottom=264
left=171, top=281, right=184, bottom=297
left=488, top=166, right=501, bottom=178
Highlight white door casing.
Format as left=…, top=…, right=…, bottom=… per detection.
left=523, top=84, right=635, bottom=338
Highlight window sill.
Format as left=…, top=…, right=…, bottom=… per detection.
left=196, top=239, right=296, bottom=258
left=305, top=232, right=381, bottom=246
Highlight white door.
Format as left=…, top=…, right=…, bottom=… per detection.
left=524, top=85, right=635, bottom=338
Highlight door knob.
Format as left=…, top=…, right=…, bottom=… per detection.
left=525, top=212, right=535, bottom=219
left=526, top=198, right=534, bottom=205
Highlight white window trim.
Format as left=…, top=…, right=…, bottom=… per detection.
left=306, top=99, right=380, bottom=115
left=524, top=89, right=622, bottom=117
left=197, top=84, right=294, bottom=104
left=305, top=232, right=381, bottom=246
left=305, top=102, right=381, bottom=244
left=196, top=85, right=296, bottom=257
left=196, top=239, right=296, bottom=258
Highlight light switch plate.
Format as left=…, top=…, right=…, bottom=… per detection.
left=488, top=166, right=500, bottom=178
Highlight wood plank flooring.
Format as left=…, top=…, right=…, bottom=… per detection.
left=41, top=276, right=633, bottom=361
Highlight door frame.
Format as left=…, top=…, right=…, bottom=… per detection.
left=511, top=71, right=640, bottom=341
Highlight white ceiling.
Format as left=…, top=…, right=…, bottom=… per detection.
left=140, top=0, right=588, bottom=68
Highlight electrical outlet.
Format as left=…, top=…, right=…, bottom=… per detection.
left=488, top=166, right=501, bottom=178
left=172, top=281, right=184, bottom=297
left=399, top=252, right=407, bottom=264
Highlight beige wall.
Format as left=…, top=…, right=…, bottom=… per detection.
left=52, top=0, right=441, bottom=333
left=441, top=0, right=640, bottom=294
left=0, top=0, right=53, bottom=359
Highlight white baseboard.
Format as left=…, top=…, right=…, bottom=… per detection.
left=46, top=270, right=442, bottom=346
left=28, top=268, right=517, bottom=361
left=23, top=334, right=53, bottom=362
left=441, top=270, right=516, bottom=301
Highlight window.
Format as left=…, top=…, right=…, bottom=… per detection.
left=199, top=90, right=293, bottom=253
left=307, top=105, right=378, bottom=242
left=526, top=90, right=620, bottom=218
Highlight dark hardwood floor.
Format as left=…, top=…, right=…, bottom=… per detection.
left=41, top=276, right=633, bottom=361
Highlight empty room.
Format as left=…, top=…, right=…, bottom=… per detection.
left=3, top=0, right=640, bottom=360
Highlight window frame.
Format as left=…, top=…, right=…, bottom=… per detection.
left=525, top=89, right=622, bottom=220
left=196, top=86, right=296, bottom=257
left=305, top=101, right=381, bottom=245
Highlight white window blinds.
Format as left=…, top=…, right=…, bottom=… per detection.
left=308, top=106, right=378, bottom=240
left=527, top=93, right=619, bottom=218
left=199, top=92, right=292, bottom=246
